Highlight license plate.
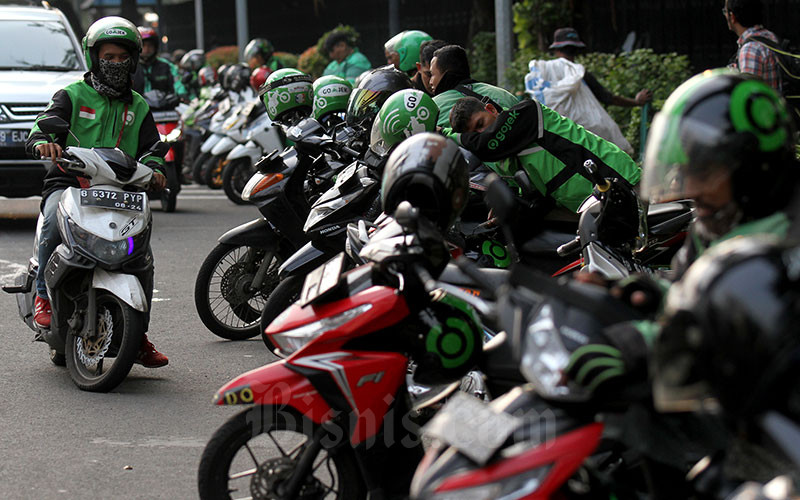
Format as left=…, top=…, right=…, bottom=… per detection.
left=0, top=129, right=29, bottom=147
left=299, top=252, right=345, bottom=307
left=80, top=189, right=144, bottom=212
left=423, top=392, right=523, bottom=465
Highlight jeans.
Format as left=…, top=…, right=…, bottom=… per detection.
left=36, top=189, right=64, bottom=299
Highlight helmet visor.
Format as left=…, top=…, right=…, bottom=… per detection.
left=369, top=117, right=390, bottom=156
left=642, top=111, right=737, bottom=204
left=346, top=88, right=382, bottom=127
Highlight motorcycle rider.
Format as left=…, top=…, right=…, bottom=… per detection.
left=384, top=30, right=432, bottom=92
left=179, top=49, right=206, bottom=100
left=449, top=95, right=641, bottom=213
left=132, top=26, right=188, bottom=101
left=26, top=16, right=169, bottom=367
left=417, top=39, right=448, bottom=95
left=244, top=38, right=282, bottom=73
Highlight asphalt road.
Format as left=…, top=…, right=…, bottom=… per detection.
left=0, top=185, right=279, bottom=499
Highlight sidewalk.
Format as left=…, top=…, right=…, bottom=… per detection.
left=0, top=197, right=40, bottom=219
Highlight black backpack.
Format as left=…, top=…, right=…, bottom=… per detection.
left=743, top=35, right=800, bottom=126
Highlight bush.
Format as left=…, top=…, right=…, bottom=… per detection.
left=206, top=46, right=239, bottom=69
left=468, top=31, right=497, bottom=86
left=274, top=51, right=299, bottom=69
left=298, top=46, right=328, bottom=80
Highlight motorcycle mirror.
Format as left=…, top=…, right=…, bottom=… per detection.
left=148, top=141, right=171, bottom=159
left=513, top=170, right=535, bottom=197
left=394, top=201, right=419, bottom=233
left=484, top=174, right=516, bottom=224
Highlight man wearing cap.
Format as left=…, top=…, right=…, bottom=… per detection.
left=550, top=28, right=652, bottom=109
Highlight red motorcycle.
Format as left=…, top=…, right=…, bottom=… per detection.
left=143, top=90, right=182, bottom=212
left=198, top=208, right=488, bottom=499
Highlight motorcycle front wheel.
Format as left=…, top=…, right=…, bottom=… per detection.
left=65, top=292, right=144, bottom=392
left=194, top=243, right=282, bottom=340
left=204, top=155, right=226, bottom=189
left=198, top=407, right=365, bottom=500
left=222, top=157, right=253, bottom=205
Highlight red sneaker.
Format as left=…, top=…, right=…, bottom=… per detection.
left=34, top=296, right=51, bottom=329
left=135, top=334, right=169, bottom=368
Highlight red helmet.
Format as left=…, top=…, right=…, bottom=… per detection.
left=250, top=66, right=272, bottom=92
left=137, top=26, right=159, bottom=50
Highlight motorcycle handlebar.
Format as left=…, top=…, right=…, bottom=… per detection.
left=557, top=237, right=582, bottom=257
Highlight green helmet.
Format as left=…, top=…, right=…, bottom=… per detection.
left=642, top=69, right=796, bottom=222
left=395, top=30, right=432, bottom=72
left=312, top=75, right=353, bottom=121
left=370, top=89, right=439, bottom=155
left=82, top=16, right=142, bottom=73
left=259, top=68, right=313, bottom=122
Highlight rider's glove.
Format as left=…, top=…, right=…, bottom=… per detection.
left=564, top=322, right=649, bottom=395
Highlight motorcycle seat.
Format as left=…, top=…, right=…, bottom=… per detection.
left=521, top=230, right=577, bottom=255
left=646, top=201, right=691, bottom=227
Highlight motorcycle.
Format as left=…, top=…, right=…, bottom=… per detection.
left=191, top=89, right=240, bottom=186
left=2, top=116, right=169, bottom=392
left=197, top=203, right=487, bottom=499
left=193, top=119, right=357, bottom=341
left=143, top=89, right=182, bottom=212
left=201, top=98, right=264, bottom=190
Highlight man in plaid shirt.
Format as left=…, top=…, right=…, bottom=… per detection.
left=724, top=0, right=781, bottom=91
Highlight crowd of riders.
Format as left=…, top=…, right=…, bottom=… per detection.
left=24, top=2, right=800, bottom=495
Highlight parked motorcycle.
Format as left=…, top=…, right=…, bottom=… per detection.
left=144, top=90, right=182, bottom=212
left=2, top=116, right=169, bottom=392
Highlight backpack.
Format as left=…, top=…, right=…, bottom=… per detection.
left=744, top=35, right=800, bottom=126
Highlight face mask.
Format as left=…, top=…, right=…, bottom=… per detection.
left=97, top=58, right=132, bottom=92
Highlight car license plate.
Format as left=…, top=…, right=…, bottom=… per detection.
left=0, top=129, right=29, bottom=147
left=423, top=392, right=523, bottom=465
left=80, top=189, right=144, bottom=212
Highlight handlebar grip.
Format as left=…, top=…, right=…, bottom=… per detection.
left=557, top=237, right=582, bottom=257
left=583, top=160, right=611, bottom=191
left=415, top=264, right=437, bottom=294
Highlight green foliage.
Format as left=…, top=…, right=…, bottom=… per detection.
left=315, top=24, right=361, bottom=57
left=576, top=49, right=692, bottom=155
left=469, top=31, right=498, bottom=86
left=274, top=51, right=299, bottom=69
left=512, top=0, right=571, bottom=51
left=298, top=46, right=328, bottom=80
left=206, top=46, right=239, bottom=69
left=505, top=47, right=547, bottom=96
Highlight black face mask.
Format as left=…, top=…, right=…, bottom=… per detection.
left=91, top=58, right=133, bottom=97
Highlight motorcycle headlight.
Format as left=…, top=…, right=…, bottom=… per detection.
left=66, top=219, right=138, bottom=264
left=270, top=304, right=372, bottom=355
left=429, top=466, right=551, bottom=500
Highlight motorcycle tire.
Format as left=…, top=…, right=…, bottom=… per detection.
left=194, top=243, right=282, bottom=340
left=161, top=162, right=180, bottom=213
left=198, top=407, right=365, bottom=500
left=65, top=292, right=144, bottom=392
left=204, top=155, right=225, bottom=190
left=259, top=275, right=304, bottom=352
left=192, top=151, right=212, bottom=186
left=222, top=157, right=252, bottom=205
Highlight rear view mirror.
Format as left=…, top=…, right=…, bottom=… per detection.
left=144, top=141, right=171, bottom=159
left=37, top=116, right=69, bottom=135
left=394, top=201, right=419, bottom=233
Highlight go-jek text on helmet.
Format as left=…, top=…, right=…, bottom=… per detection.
left=370, top=89, right=439, bottom=156
left=83, top=16, right=142, bottom=73
left=346, top=65, right=412, bottom=129
left=642, top=69, right=796, bottom=222
left=259, top=68, right=313, bottom=122
left=382, top=132, right=469, bottom=231
left=312, top=75, right=353, bottom=122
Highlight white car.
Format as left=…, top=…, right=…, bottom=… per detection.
left=0, top=4, right=86, bottom=198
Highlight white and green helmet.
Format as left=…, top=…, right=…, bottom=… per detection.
left=370, top=89, right=439, bottom=155
left=312, top=75, right=353, bottom=121
left=82, top=16, right=142, bottom=72
left=258, top=68, right=313, bottom=122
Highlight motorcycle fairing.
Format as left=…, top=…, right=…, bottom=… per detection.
left=60, top=187, right=150, bottom=242
left=92, top=268, right=147, bottom=311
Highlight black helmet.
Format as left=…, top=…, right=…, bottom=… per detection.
left=180, top=49, right=205, bottom=72
left=244, top=38, right=275, bottom=62
left=346, top=65, right=412, bottom=128
left=642, top=70, right=796, bottom=237
left=224, top=63, right=250, bottom=92
left=381, top=133, right=469, bottom=231
left=653, top=238, right=800, bottom=418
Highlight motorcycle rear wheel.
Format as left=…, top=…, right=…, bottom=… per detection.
left=198, top=407, right=365, bottom=500
left=204, top=155, right=225, bottom=189
left=65, top=292, right=144, bottom=392
left=192, top=151, right=212, bottom=186
left=194, top=243, right=281, bottom=340
left=222, top=157, right=253, bottom=205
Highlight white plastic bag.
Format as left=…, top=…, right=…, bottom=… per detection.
left=525, top=58, right=633, bottom=154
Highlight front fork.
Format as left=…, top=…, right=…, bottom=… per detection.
left=249, top=247, right=275, bottom=292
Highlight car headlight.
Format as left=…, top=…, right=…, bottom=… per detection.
left=66, top=218, right=138, bottom=264
left=270, top=304, right=372, bottom=355
left=429, top=466, right=551, bottom=500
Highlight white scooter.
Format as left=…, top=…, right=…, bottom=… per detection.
left=2, top=116, right=169, bottom=392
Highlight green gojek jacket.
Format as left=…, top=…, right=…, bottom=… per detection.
left=26, top=74, right=166, bottom=203
left=458, top=99, right=641, bottom=212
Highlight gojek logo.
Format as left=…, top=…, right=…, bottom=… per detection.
left=104, top=28, right=128, bottom=36
left=488, top=109, right=519, bottom=150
